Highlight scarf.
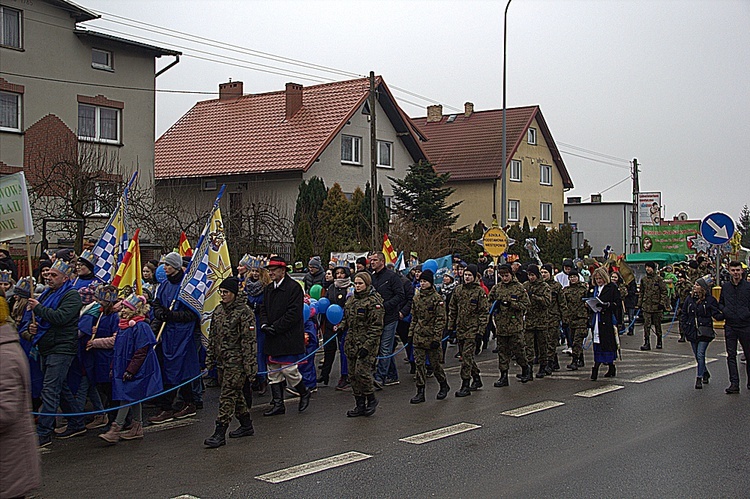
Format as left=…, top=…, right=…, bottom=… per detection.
left=30, top=280, right=74, bottom=346
left=334, top=277, right=351, bottom=289
left=119, top=315, right=146, bottom=329
left=244, top=278, right=264, bottom=298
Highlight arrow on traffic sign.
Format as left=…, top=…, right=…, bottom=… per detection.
left=706, top=218, right=728, bottom=240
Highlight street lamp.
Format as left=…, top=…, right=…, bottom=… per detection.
left=500, top=0, right=512, bottom=229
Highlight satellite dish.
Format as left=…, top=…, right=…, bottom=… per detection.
left=677, top=212, right=688, bottom=221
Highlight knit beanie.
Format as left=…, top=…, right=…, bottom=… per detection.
left=420, top=269, right=434, bottom=286
left=308, top=256, right=323, bottom=270
left=219, top=277, right=240, bottom=296
left=527, top=264, right=541, bottom=278
left=161, top=252, right=182, bottom=269
left=465, top=264, right=479, bottom=279
left=542, top=263, right=554, bottom=275
left=645, top=261, right=657, bottom=270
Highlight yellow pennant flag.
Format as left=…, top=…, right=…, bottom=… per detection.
left=382, top=233, right=397, bottom=264
left=199, top=208, right=232, bottom=339
left=111, top=229, right=143, bottom=296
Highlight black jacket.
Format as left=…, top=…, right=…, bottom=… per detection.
left=681, top=294, right=722, bottom=342
left=587, top=282, right=622, bottom=352
left=719, top=279, right=750, bottom=330
left=260, top=276, right=305, bottom=356
left=371, top=267, right=405, bottom=325
left=398, top=273, right=414, bottom=319
left=623, top=279, right=638, bottom=309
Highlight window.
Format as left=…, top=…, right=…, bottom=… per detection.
left=527, top=127, right=537, bottom=145
left=0, top=91, right=21, bottom=132
left=92, top=49, right=113, bottom=70
left=78, top=104, right=120, bottom=143
left=377, top=140, right=392, bottom=168
left=540, top=202, right=552, bottom=223
left=540, top=164, right=552, bottom=185
left=341, top=135, right=361, bottom=164
left=85, top=182, right=119, bottom=216
left=384, top=195, right=393, bottom=222
left=0, top=7, right=22, bottom=49
left=508, top=200, right=520, bottom=222
left=509, top=159, right=522, bottom=181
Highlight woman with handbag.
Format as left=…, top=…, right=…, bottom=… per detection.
left=680, top=277, right=722, bottom=389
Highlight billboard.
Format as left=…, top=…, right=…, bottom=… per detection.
left=638, top=192, right=662, bottom=226
left=641, top=223, right=700, bottom=254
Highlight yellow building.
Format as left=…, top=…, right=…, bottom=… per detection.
left=412, top=104, right=573, bottom=229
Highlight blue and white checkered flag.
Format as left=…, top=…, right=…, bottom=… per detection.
left=92, top=172, right=137, bottom=283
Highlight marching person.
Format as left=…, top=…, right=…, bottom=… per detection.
left=85, top=286, right=122, bottom=426
left=588, top=268, right=622, bottom=380
left=259, top=256, right=310, bottom=416
left=562, top=270, right=589, bottom=370
left=637, top=261, right=670, bottom=350
left=204, top=277, right=257, bottom=448
left=541, top=264, right=563, bottom=374
left=523, top=264, right=551, bottom=378
left=319, top=264, right=353, bottom=389
left=341, top=271, right=384, bottom=416
left=369, top=252, right=405, bottom=388
left=681, top=277, right=722, bottom=389
left=408, top=269, right=450, bottom=403
left=719, top=261, right=750, bottom=394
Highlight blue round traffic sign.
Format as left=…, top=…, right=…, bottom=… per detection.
left=700, top=212, right=735, bottom=245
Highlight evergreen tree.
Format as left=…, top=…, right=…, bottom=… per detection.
left=349, top=187, right=368, bottom=247
left=293, top=219, right=313, bottom=263
left=361, top=182, right=389, bottom=247
left=738, top=204, right=750, bottom=247
left=319, top=183, right=357, bottom=259
left=389, top=160, right=461, bottom=230
left=293, top=176, right=327, bottom=254
left=506, top=223, right=524, bottom=260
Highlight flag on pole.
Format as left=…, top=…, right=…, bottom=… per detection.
left=178, top=231, right=193, bottom=258
left=111, top=229, right=143, bottom=296
left=92, top=172, right=137, bottom=283
left=178, top=186, right=232, bottom=340
left=395, top=251, right=406, bottom=272
left=382, top=233, right=397, bottom=264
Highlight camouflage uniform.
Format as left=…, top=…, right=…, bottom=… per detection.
left=562, top=281, right=590, bottom=359
left=546, top=279, right=564, bottom=365
left=522, top=279, right=552, bottom=365
left=206, top=298, right=257, bottom=425
left=637, top=272, right=670, bottom=346
left=447, top=281, right=487, bottom=381
left=342, top=287, right=384, bottom=396
left=408, top=286, right=447, bottom=387
left=488, top=279, right=530, bottom=371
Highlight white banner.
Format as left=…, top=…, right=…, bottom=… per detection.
left=0, top=172, right=34, bottom=241
left=638, top=192, right=662, bottom=226
left=330, top=251, right=368, bottom=265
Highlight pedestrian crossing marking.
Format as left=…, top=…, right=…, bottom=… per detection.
left=255, top=451, right=372, bottom=484
left=575, top=385, right=625, bottom=398
left=501, top=400, right=565, bottom=417
left=625, top=359, right=717, bottom=383
left=172, top=495, right=201, bottom=499
left=144, top=418, right=198, bottom=433
left=620, top=348, right=694, bottom=359
left=399, top=422, right=481, bottom=445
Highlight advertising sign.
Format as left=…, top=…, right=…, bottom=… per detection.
left=638, top=192, right=662, bottom=226
left=0, top=172, right=34, bottom=242
left=641, top=223, right=700, bottom=254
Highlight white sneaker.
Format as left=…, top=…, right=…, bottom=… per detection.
left=562, top=347, right=572, bottom=355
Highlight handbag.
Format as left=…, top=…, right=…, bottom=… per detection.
left=694, top=309, right=716, bottom=339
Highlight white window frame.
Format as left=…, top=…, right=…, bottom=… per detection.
left=508, top=200, right=520, bottom=222
left=0, top=6, right=22, bottom=49
left=341, top=134, right=362, bottom=165
left=527, top=127, right=537, bottom=145
left=85, top=182, right=119, bottom=217
left=0, top=91, right=21, bottom=132
left=540, top=202, right=552, bottom=223
left=540, top=164, right=552, bottom=186
left=377, top=140, right=393, bottom=168
left=91, top=48, right=113, bottom=71
left=78, top=104, right=120, bottom=144
left=509, top=159, right=522, bottom=182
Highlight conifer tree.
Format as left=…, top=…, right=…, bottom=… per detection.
left=389, top=160, right=460, bottom=230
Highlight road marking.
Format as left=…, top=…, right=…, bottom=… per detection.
left=575, top=384, right=625, bottom=398
left=501, top=400, right=565, bottom=417
left=144, top=419, right=198, bottom=433
left=172, top=495, right=200, bottom=499
left=255, top=451, right=372, bottom=484
left=399, top=422, right=481, bottom=445
left=626, top=359, right=717, bottom=383
left=621, top=348, right=694, bottom=359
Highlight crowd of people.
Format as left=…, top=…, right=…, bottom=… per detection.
left=1, top=244, right=749, bottom=497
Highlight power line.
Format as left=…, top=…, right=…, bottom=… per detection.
left=582, top=176, right=631, bottom=202
left=557, top=141, right=630, bottom=163
left=559, top=150, right=631, bottom=169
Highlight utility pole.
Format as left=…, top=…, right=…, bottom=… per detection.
left=631, top=158, right=639, bottom=254
left=369, top=71, right=378, bottom=250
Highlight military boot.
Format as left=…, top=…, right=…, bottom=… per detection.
left=519, top=365, right=534, bottom=383
left=410, top=386, right=426, bottom=404
left=656, top=336, right=663, bottom=349
left=347, top=396, right=367, bottom=417
left=363, top=393, right=379, bottom=416
left=493, top=371, right=509, bottom=387
left=263, top=383, right=286, bottom=416
left=577, top=354, right=585, bottom=368
left=640, top=336, right=651, bottom=351
left=436, top=380, right=450, bottom=400
left=295, top=382, right=311, bottom=412
left=566, top=358, right=579, bottom=371
left=204, top=422, right=228, bottom=448
left=470, top=373, right=483, bottom=390
left=551, top=354, right=561, bottom=371
left=455, top=379, right=472, bottom=397
left=228, top=413, right=254, bottom=438
left=536, top=361, right=547, bottom=378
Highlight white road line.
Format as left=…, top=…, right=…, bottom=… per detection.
left=399, top=422, right=481, bottom=445
left=172, top=495, right=201, bottom=499
left=501, top=400, right=565, bottom=417
left=575, top=384, right=625, bottom=398
left=626, top=359, right=717, bottom=383
left=255, top=451, right=372, bottom=484
left=620, top=349, right=694, bottom=359
left=144, top=419, right=198, bottom=433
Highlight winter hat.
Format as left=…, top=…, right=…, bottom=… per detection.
left=14, top=277, right=34, bottom=298
left=688, top=260, right=699, bottom=269
left=55, top=248, right=76, bottom=263
left=465, top=264, right=479, bottom=279
left=308, top=256, right=323, bottom=270
left=77, top=249, right=97, bottom=271
left=562, top=258, right=574, bottom=268
left=527, top=264, right=541, bottom=278
left=161, top=252, right=182, bottom=269
left=0, top=248, right=10, bottom=259
left=333, top=264, right=351, bottom=277
left=644, top=261, right=657, bottom=270
left=568, top=269, right=580, bottom=278
left=542, top=263, right=554, bottom=275
left=219, top=277, right=240, bottom=296
left=356, top=256, right=368, bottom=267
left=420, top=269, right=434, bottom=286
left=696, top=275, right=714, bottom=292
left=497, top=264, right=512, bottom=274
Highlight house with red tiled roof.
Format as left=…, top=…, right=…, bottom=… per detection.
left=155, top=76, right=428, bottom=253
left=412, top=104, right=574, bottom=229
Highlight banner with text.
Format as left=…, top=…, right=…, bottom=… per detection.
left=641, top=223, right=700, bottom=254
left=0, top=172, right=34, bottom=242
left=638, top=192, right=662, bottom=226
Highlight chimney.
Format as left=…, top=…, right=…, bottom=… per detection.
left=285, top=82, right=303, bottom=119
left=219, top=81, right=243, bottom=101
left=566, top=196, right=581, bottom=204
left=426, top=104, right=443, bottom=123
left=591, top=193, right=602, bottom=203
left=464, top=102, right=474, bottom=118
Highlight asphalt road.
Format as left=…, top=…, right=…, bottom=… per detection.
left=36, top=326, right=750, bottom=498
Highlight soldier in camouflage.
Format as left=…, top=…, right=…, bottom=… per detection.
left=408, top=269, right=450, bottom=403
left=637, top=261, right=670, bottom=350
left=523, top=265, right=552, bottom=378
left=541, top=264, right=564, bottom=375
left=204, top=277, right=258, bottom=448
left=562, top=270, right=589, bottom=370
left=448, top=264, right=487, bottom=397
left=341, top=271, right=384, bottom=417
left=488, top=264, right=532, bottom=385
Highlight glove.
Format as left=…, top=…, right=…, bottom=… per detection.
left=357, top=348, right=369, bottom=359
left=430, top=341, right=440, bottom=350
left=123, top=372, right=134, bottom=382
left=261, top=324, right=276, bottom=336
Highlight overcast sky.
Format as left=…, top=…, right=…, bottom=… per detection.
left=83, top=0, right=749, bottom=225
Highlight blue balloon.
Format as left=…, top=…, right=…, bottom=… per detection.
left=155, top=264, right=167, bottom=283
left=326, top=304, right=344, bottom=325
left=317, top=297, right=331, bottom=314
left=422, top=259, right=438, bottom=274
left=303, top=303, right=311, bottom=321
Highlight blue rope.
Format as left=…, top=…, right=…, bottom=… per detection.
left=618, top=309, right=641, bottom=335
left=257, top=331, right=339, bottom=375
left=375, top=334, right=451, bottom=360
left=662, top=298, right=681, bottom=338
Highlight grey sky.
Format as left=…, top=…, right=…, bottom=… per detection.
left=83, top=0, right=749, bottom=226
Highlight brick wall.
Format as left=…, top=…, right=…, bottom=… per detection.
left=23, top=115, right=78, bottom=197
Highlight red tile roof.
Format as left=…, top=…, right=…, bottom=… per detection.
left=155, top=76, right=426, bottom=179
left=411, top=106, right=573, bottom=188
